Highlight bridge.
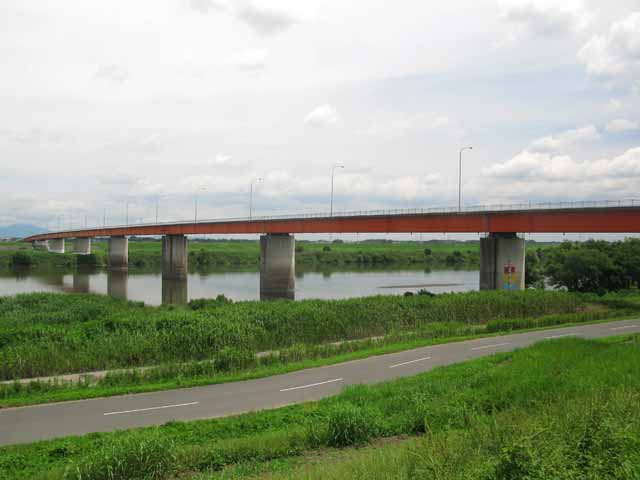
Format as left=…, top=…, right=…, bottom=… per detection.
left=23, top=199, right=640, bottom=299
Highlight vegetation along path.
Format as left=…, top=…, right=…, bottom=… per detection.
left=1, top=318, right=637, bottom=446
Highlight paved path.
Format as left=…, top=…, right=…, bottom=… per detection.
left=1, top=319, right=638, bottom=446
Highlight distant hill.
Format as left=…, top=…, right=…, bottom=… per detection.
left=0, top=224, right=46, bottom=239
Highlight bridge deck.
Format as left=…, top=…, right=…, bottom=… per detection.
left=23, top=201, right=640, bottom=241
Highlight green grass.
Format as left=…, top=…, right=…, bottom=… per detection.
left=1, top=307, right=632, bottom=408
left=2, top=290, right=637, bottom=407
left=0, top=290, right=597, bottom=381
left=1, top=238, right=555, bottom=271
left=1, top=335, right=638, bottom=480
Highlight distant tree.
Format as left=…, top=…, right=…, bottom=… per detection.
left=11, top=252, right=32, bottom=267
left=323, top=245, right=332, bottom=252
left=544, top=243, right=628, bottom=293
left=445, top=251, right=465, bottom=266
left=423, top=248, right=432, bottom=256
left=525, top=250, right=544, bottom=289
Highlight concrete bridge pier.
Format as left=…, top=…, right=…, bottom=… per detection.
left=108, top=236, right=128, bottom=270
left=73, top=272, right=90, bottom=293
left=260, top=233, right=295, bottom=300
left=480, top=232, right=525, bottom=291
left=48, top=238, right=65, bottom=254
left=32, top=240, right=49, bottom=250
left=162, top=235, right=188, bottom=280
left=162, top=277, right=188, bottom=305
left=107, top=270, right=128, bottom=300
left=73, top=237, right=92, bottom=255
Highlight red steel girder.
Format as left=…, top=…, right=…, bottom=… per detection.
left=23, top=207, right=640, bottom=242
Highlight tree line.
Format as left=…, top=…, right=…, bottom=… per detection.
left=526, top=238, right=640, bottom=293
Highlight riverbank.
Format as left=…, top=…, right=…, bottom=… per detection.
left=1, top=334, right=638, bottom=479
left=0, top=239, right=505, bottom=271
left=1, top=290, right=638, bottom=407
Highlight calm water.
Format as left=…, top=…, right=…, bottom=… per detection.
left=0, top=268, right=479, bottom=305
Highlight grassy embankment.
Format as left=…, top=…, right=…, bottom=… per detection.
left=0, top=238, right=493, bottom=271
left=1, top=290, right=638, bottom=407
left=1, top=335, right=638, bottom=480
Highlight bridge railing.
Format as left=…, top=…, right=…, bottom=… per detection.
left=44, top=198, right=640, bottom=234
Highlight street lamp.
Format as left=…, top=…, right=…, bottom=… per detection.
left=458, top=146, right=473, bottom=212
left=330, top=164, right=344, bottom=217
left=249, top=177, right=263, bottom=220
left=195, top=187, right=206, bottom=223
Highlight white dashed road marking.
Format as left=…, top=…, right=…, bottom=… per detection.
left=389, top=356, right=432, bottom=369
left=103, top=401, right=200, bottom=416
left=280, top=378, right=343, bottom=392
left=471, top=342, right=511, bottom=351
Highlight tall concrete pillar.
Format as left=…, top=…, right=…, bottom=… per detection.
left=162, top=277, right=188, bottom=305
left=480, top=233, right=525, bottom=291
left=73, top=272, right=90, bottom=293
left=73, top=237, right=92, bottom=255
left=108, top=236, right=128, bottom=270
left=32, top=240, right=49, bottom=250
left=107, top=270, right=128, bottom=301
left=48, top=238, right=65, bottom=254
left=260, top=233, right=295, bottom=300
left=162, top=235, right=188, bottom=280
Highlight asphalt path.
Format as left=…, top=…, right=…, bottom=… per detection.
left=1, top=319, right=638, bottom=446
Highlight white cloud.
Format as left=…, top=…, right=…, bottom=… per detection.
left=500, top=1, right=591, bottom=37
left=226, top=48, right=267, bottom=72
left=93, top=64, right=129, bottom=84
left=480, top=146, right=640, bottom=201
left=187, top=0, right=225, bottom=14
left=578, top=12, right=640, bottom=87
left=304, top=104, right=338, bottom=127
left=187, top=0, right=295, bottom=36
left=233, top=1, right=295, bottom=36
left=357, top=114, right=464, bottom=138
left=605, top=98, right=624, bottom=112
left=530, top=125, right=600, bottom=152
left=606, top=118, right=639, bottom=133
left=206, top=154, right=248, bottom=169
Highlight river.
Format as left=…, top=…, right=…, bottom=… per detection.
left=0, top=267, right=479, bottom=305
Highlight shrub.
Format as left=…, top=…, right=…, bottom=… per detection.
left=76, top=254, right=100, bottom=267
left=325, top=403, right=379, bottom=447
left=10, top=252, right=32, bottom=267
left=423, top=248, right=432, bottom=256
left=63, top=431, right=176, bottom=480
left=188, top=295, right=232, bottom=310
left=323, top=245, right=332, bottom=252
left=417, top=289, right=435, bottom=297
left=214, top=347, right=255, bottom=372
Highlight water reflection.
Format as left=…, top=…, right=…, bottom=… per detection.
left=107, top=270, right=128, bottom=301
left=162, top=277, right=188, bottom=305
left=0, top=267, right=479, bottom=306
left=260, top=289, right=295, bottom=301
left=73, top=272, right=90, bottom=293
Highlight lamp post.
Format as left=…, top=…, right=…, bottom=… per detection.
left=195, top=187, right=206, bottom=223
left=330, top=164, right=344, bottom=217
left=249, top=177, right=263, bottom=220
left=458, top=146, right=473, bottom=212
left=125, top=201, right=129, bottom=226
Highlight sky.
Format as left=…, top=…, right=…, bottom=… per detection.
left=1, top=0, right=639, bottom=238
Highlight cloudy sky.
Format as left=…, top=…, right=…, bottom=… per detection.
left=1, top=0, right=639, bottom=233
